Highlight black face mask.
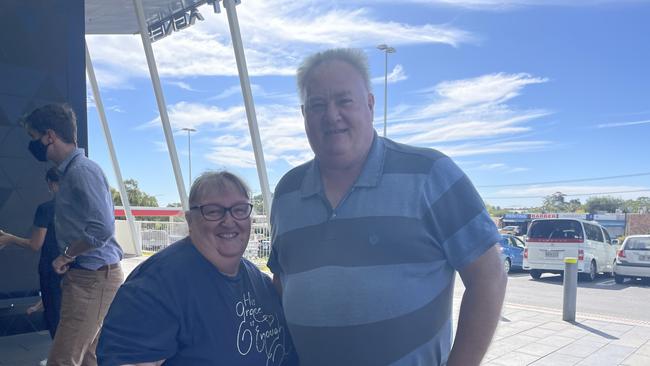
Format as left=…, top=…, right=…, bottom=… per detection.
left=28, top=139, right=51, bottom=162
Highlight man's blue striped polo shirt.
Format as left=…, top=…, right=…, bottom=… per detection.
left=268, top=135, right=500, bottom=365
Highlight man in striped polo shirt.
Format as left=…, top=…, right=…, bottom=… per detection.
left=268, top=48, right=507, bottom=366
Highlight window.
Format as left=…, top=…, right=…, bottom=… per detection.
left=513, top=237, right=526, bottom=249
left=603, top=229, right=612, bottom=244
left=626, top=238, right=650, bottom=250
left=584, top=223, right=604, bottom=242
left=528, top=220, right=583, bottom=240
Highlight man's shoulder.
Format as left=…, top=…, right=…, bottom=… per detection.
left=274, top=160, right=313, bottom=197
left=382, top=139, right=449, bottom=174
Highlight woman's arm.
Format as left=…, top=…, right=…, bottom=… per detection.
left=0, top=228, right=47, bottom=251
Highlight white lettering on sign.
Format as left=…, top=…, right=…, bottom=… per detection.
left=148, top=8, right=204, bottom=42
left=530, top=213, right=559, bottom=219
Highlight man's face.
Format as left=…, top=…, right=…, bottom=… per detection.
left=302, top=60, right=375, bottom=170
left=27, top=128, right=54, bottom=162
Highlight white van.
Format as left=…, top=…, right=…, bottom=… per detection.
left=523, top=218, right=617, bottom=281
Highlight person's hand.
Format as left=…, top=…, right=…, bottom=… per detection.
left=26, top=300, right=43, bottom=315
left=52, top=255, right=75, bottom=275
left=0, top=230, right=11, bottom=246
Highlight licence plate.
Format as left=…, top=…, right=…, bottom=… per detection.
left=545, top=251, right=560, bottom=258
left=639, top=255, right=650, bottom=261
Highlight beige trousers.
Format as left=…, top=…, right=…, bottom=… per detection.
left=47, top=266, right=124, bottom=366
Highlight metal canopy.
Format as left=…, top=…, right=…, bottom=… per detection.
left=85, top=0, right=207, bottom=34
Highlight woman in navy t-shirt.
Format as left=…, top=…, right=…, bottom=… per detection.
left=0, top=168, right=62, bottom=339
left=98, top=171, right=298, bottom=366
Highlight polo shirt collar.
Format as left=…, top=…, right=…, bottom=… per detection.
left=57, top=148, right=84, bottom=174
left=299, top=132, right=385, bottom=198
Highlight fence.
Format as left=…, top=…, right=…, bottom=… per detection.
left=134, top=214, right=272, bottom=261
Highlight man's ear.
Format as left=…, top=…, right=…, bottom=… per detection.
left=45, top=129, right=57, bottom=144
left=185, top=211, right=192, bottom=225
left=367, top=93, right=375, bottom=118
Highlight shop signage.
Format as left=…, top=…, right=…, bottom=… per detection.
left=148, top=7, right=204, bottom=42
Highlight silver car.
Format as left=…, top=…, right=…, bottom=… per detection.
left=614, top=235, right=650, bottom=284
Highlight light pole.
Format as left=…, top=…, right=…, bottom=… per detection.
left=181, top=127, right=196, bottom=190
left=377, top=44, right=396, bottom=138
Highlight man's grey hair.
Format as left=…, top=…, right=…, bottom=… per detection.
left=188, top=171, right=251, bottom=208
left=297, top=48, right=371, bottom=103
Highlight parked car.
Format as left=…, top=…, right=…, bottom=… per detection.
left=613, top=235, right=650, bottom=284
left=499, top=225, right=520, bottom=235
left=499, top=234, right=525, bottom=273
left=523, top=218, right=616, bottom=281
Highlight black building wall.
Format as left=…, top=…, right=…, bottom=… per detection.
left=0, top=0, right=86, bottom=335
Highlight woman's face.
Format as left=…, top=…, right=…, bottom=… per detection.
left=187, top=182, right=251, bottom=272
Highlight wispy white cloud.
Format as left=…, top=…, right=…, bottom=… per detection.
left=85, top=1, right=473, bottom=88
left=107, top=105, right=125, bottom=113
left=385, top=72, right=550, bottom=154
left=597, top=119, right=650, bottom=129
left=474, top=162, right=530, bottom=172
left=166, top=81, right=201, bottom=92
left=139, top=102, right=247, bottom=131
left=372, top=64, right=408, bottom=85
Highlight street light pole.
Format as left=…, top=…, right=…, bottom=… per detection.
left=377, top=44, right=396, bottom=138
left=181, top=127, right=196, bottom=190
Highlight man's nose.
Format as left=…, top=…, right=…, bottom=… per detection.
left=324, top=101, right=341, bottom=123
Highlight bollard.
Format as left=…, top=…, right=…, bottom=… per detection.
left=563, top=257, right=578, bottom=322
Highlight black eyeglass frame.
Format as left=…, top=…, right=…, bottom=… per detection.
left=190, top=203, right=254, bottom=221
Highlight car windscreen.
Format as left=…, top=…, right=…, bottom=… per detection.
left=625, top=237, right=650, bottom=251
left=528, top=220, right=584, bottom=242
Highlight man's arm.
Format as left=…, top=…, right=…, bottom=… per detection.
left=0, top=228, right=47, bottom=252
left=272, top=274, right=282, bottom=296
left=52, top=238, right=94, bottom=274
left=447, top=244, right=506, bottom=366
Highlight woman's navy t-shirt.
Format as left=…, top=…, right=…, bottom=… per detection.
left=33, top=199, right=59, bottom=275
left=97, top=238, right=298, bottom=366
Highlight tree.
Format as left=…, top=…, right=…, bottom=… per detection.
left=584, top=196, right=624, bottom=213
left=110, top=179, right=158, bottom=207
left=542, top=192, right=568, bottom=212
left=567, top=199, right=584, bottom=213
left=252, top=194, right=265, bottom=215
left=485, top=203, right=509, bottom=217
left=624, top=196, right=650, bottom=213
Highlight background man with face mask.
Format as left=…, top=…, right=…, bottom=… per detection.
left=21, top=103, right=124, bottom=366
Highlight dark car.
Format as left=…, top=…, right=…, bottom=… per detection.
left=499, top=234, right=525, bottom=273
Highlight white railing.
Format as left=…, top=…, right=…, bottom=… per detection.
left=128, top=215, right=272, bottom=262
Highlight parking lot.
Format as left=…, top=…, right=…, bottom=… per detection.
left=455, top=271, right=650, bottom=324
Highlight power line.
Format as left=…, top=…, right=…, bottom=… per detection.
left=483, top=189, right=650, bottom=200
left=477, top=172, right=650, bottom=188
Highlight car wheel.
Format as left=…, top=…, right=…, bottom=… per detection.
left=530, top=269, right=542, bottom=280
left=504, top=258, right=511, bottom=274
left=614, top=273, right=625, bottom=284
left=580, top=261, right=597, bottom=282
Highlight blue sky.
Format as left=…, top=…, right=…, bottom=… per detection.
left=84, top=0, right=650, bottom=209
